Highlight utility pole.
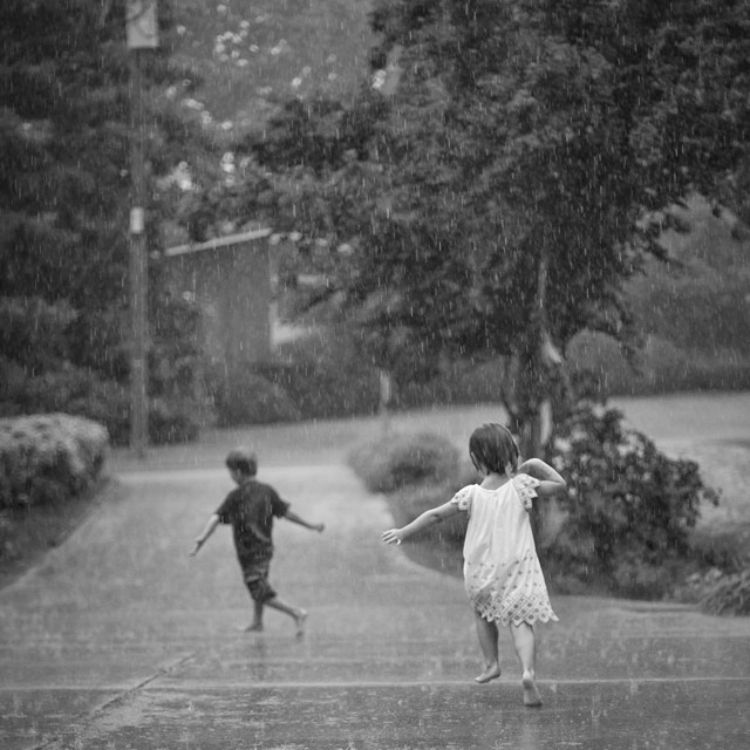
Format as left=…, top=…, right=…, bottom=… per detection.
left=126, top=1, right=158, bottom=458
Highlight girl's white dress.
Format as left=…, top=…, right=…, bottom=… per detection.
left=450, top=474, right=558, bottom=627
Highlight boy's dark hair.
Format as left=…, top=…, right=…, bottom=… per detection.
left=469, top=423, right=519, bottom=475
left=225, top=447, right=257, bottom=477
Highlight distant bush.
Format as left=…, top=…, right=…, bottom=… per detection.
left=628, top=200, right=750, bottom=357
left=0, top=361, right=126, bottom=442
left=567, top=332, right=750, bottom=398
left=74, top=389, right=201, bottom=447
left=0, top=414, right=108, bottom=510
left=375, top=331, right=750, bottom=414
left=206, top=326, right=380, bottom=426
left=0, top=362, right=200, bottom=447
left=269, top=328, right=380, bottom=419
left=348, top=431, right=460, bottom=494
left=0, top=295, right=205, bottom=446
left=542, top=401, right=719, bottom=598
left=349, top=432, right=469, bottom=549
left=700, top=570, right=750, bottom=616
left=0, top=296, right=75, bottom=372
left=394, top=359, right=506, bottom=409
left=147, top=397, right=201, bottom=444
left=211, top=370, right=302, bottom=426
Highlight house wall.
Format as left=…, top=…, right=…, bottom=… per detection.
left=167, top=238, right=271, bottom=400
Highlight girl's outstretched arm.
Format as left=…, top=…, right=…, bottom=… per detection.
left=382, top=500, right=461, bottom=545
left=517, top=458, right=566, bottom=497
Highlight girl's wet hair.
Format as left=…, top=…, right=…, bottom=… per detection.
left=469, top=423, right=519, bottom=476
left=225, top=447, right=257, bottom=476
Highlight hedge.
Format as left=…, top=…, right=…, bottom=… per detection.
left=0, top=414, right=108, bottom=509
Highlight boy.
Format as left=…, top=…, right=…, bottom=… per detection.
left=190, top=447, right=324, bottom=637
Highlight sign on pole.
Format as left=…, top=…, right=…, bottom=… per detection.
left=126, top=0, right=159, bottom=49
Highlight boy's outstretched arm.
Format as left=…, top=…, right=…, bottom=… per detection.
left=190, top=513, right=220, bottom=556
left=284, top=509, right=325, bottom=533
left=517, top=457, right=566, bottom=497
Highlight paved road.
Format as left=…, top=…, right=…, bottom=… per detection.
left=1, top=395, right=749, bottom=749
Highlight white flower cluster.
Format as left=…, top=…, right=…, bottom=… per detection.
left=179, top=96, right=215, bottom=128
left=372, top=69, right=387, bottom=90
left=212, top=13, right=286, bottom=73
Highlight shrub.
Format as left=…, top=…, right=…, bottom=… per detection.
left=700, top=569, right=750, bottom=616
left=0, top=414, right=108, bottom=510
left=394, top=358, right=506, bottom=410
left=0, top=292, right=207, bottom=446
left=543, top=401, right=719, bottom=598
left=0, top=363, right=127, bottom=440
left=269, top=328, right=380, bottom=419
left=212, top=370, right=302, bottom=426
left=148, top=398, right=201, bottom=444
left=348, top=431, right=460, bottom=494
left=567, top=331, right=750, bottom=397
left=349, top=433, right=469, bottom=556
left=0, top=296, right=75, bottom=372
left=0, top=363, right=200, bottom=447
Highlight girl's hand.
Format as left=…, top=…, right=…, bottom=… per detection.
left=315, top=523, right=325, bottom=533
left=381, top=529, right=403, bottom=545
left=518, top=458, right=566, bottom=496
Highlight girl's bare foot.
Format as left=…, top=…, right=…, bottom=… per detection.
left=294, top=610, right=308, bottom=639
left=244, top=623, right=263, bottom=633
left=522, top=671, right=542, bottom=707
left=474, top=664, right=502, bottom=684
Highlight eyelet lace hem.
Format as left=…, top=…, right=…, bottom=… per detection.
left=473, top=597, right=559, bottom=628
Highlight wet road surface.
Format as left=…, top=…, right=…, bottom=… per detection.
left=1, top=396, right=749, bottom=749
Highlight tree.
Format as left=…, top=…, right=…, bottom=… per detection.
left=253, top=0, right=750, bottom=452
left=0, top=0, right=209, bottom=335
left=0, top=0, right=214, bottom=440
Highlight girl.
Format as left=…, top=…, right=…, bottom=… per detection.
left=382, top=423, right=565, bottom=706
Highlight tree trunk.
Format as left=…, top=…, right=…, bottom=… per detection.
left=498, top=243, right=572, bottom=548
left=378, top=368, right=393, bottom=435
left=498, top=348, right=546, bottom=459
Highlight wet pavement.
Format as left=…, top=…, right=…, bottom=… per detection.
left=1, top=396, right=749, bottom=749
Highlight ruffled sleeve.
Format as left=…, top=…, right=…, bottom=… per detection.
left=449, top=485, right=473, bottom=512
left=513, top=473, right=541, bottom=511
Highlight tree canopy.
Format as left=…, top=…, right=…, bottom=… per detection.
left=249, top=0, right=750, bottom=442
left=0, top=1, right=216, bottom=441
left=0, top=1, right=212, bottom=365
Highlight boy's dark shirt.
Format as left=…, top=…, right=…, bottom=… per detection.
left=215, top=479, right=290, bottom=567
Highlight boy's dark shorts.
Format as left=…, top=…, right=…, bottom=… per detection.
left=241, top=560, right=276, bottom=603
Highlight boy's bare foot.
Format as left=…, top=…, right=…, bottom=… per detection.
left=294, top=610, right=308, bottom=639
left=474, top=664, right=502, bottom=684
left=522, top=671, right=542, bottom=707
left=243, top=623, right=264, bottom=633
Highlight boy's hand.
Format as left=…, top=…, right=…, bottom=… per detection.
left=381, top=529, right=403, bottom=545
left=315, top=523, right=325, bottom=533
left=189, top=539, right=204, bottom=557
